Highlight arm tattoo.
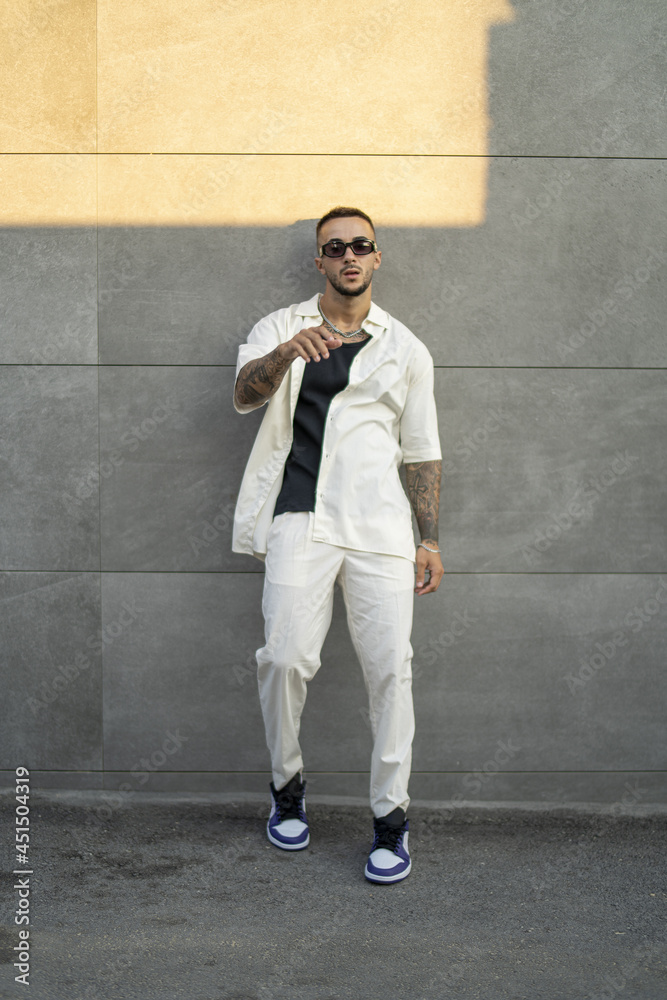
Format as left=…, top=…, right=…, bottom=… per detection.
left=405, top=460, right=442, bottom=545
left=234, top=346, right=293, bottom=408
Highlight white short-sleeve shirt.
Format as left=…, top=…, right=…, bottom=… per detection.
left=232, top=293, right=441, bottom=562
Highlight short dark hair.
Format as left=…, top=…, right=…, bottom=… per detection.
left=316, top=206, right=375, bottom=242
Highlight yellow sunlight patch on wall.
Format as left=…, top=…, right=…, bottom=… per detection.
left=98, top=0, right=513, bottom=156
left=96, top=154, right=490, bottom=227
left=1, top=0, right=514, bottom=226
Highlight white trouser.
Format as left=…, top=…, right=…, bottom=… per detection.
left=256, top=511, right=415, bottom=819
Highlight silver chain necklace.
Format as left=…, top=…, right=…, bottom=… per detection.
left=318, top=298, right=368, bottom=339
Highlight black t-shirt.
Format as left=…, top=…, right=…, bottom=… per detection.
left=273, top=339, right=369, bottom=517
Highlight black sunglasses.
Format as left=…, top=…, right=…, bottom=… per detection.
left=319, top=238, right=378, bottom=258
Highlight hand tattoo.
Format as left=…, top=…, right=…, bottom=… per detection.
left=405, top=460, right=442, bottom=544
left=234, top=346, right=293, bottom=408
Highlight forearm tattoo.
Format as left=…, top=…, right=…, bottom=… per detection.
left=405, top=460, right=442, bottom=544
left=235, top=346, right=293, bottom=407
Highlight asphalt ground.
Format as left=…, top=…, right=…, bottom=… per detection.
left=0, top=791, right=666, bottom=1000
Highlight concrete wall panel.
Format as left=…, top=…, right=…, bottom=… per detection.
left=101, top=572, right=266, bottom=772
left=489, top=0, right=667, bottom=157
left=384, top=159, right=667, bottom=368
left=96, top=152, right=490, bottom=231
left=437, top=369, right=667, bottom=573
left=0, top=225, right=97, bottom=364
left=95, top=159, right=667, bottom=368
left=0, top=367, right=99, bottom=570
left=94, top=572, right=667, bottom=788
left=411, top=573, right=667, bottom=773
left=0, top=572, right=101, bottom=770
left=96, top=1, right=666, bottom=158
left=0, top=154, right=97, bottom=226
left=97, top=0, right=512, bottom=155
left=97, top=219, right=320, bottom=366
left=0, top=1, right=96, bottom=153
left=97, top=365, right=667, bottom=575
left=99, top=366, right=260, bottom=572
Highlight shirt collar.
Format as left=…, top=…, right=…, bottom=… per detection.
left=295, top=293, right=388, bottom=335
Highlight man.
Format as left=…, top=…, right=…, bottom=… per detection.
left=232, top=206, right=443, bottom=884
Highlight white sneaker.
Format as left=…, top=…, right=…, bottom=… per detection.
left=267, top=774, right=310, bottom=851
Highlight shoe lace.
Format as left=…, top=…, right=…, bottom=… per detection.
left=372, top=820, right=404, bottom=854
left=275, top=787, right=305, bottom=823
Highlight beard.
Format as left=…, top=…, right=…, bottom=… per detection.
left=326, top=267, right=374, bottom=297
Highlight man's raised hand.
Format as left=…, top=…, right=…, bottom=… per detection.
left=280, top=324, right=342, bottom=363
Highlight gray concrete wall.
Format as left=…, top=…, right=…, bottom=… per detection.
left=1, top=0, right=666, bottom=805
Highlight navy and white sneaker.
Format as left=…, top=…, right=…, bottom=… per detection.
left=364, top=807, right=411, bottom=883
left=267, top=773, right=310, bottom=851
